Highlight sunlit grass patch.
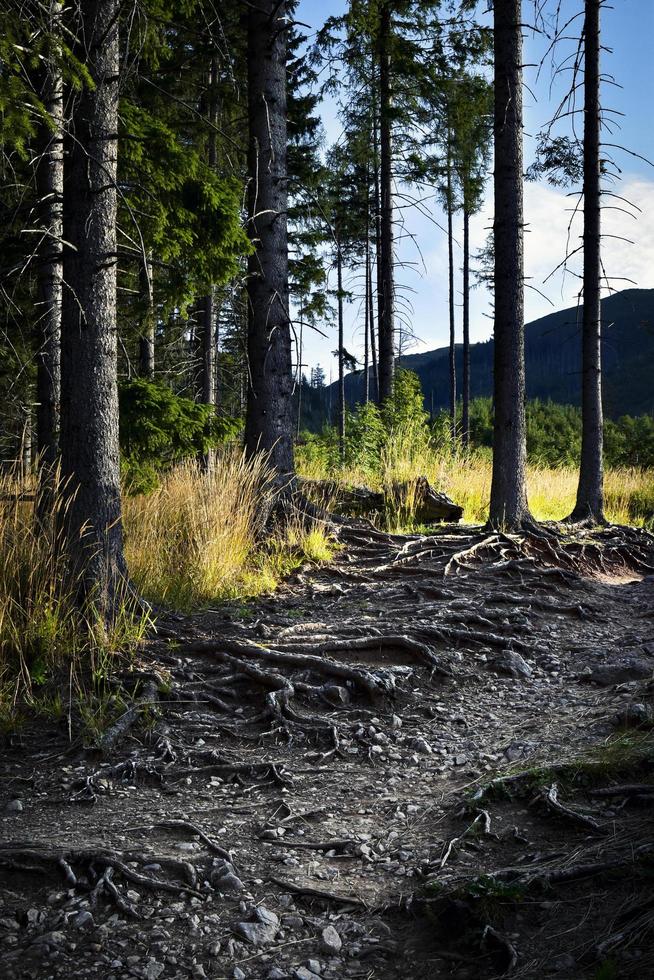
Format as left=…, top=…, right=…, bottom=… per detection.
left=124, top=451, right=336, bottom=609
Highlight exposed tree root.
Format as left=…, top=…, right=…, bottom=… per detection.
left=268, top=875, right=367, bottom=907
left=0, top=843, right=203, bottom=916
left=534, top=782, right=606, bottom=834
left=97, top=680, right=159, bottom=755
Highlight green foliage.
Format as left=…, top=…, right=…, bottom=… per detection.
left=119, top=379, right=240, bottom=493
left=119, top=100, right=250, bottom=315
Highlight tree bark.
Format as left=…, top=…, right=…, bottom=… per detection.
left=377, top=1, right=395, bottom=403
left=244, top=0, right=294, bottom=478
left=60, top=0, right=128, bottom=611
left=337, top=241, right=345, bottom=463
left=200, top=57, right=218, bottom=414
left=446, top=141, right=456, bottom=442
left=368, top=249, right=379, bottom=403
left=35, top=0, right=63, bottom=469
left=462, top=207, right=471, bottom=449
left=488, top=0, right=531, bottom=529
left=364, top=229, right=370, bottom=405
left=570, top=0, right=604, bottom=522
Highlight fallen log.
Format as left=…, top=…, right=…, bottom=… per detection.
left=299, top=475, right=463, bottom=524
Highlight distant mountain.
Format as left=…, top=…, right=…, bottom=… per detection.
left=334, top=288, right=654, bottom=420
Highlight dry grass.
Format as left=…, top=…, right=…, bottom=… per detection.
left=124, top=451, right=335, bottom=610
left=296, top=436, right=654, bottom=528
left=0, top=467, right=145, bottom=730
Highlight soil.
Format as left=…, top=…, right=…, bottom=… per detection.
left=1, top=522, right=653, bottom=980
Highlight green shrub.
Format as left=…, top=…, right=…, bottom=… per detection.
left=119, top=379, right=240, bottom=493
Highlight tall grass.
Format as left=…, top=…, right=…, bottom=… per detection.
left=296, top=427, right=654, bottom=528
left=0, top=467, right=145, bottom=729
left=124, top=450, right=334, bottom=610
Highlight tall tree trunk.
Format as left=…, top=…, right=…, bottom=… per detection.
left=446, top=143, right=456, bottom=442
left=377, top=2, right=395, bottom=403
left=368, top=253, right=379, bottom=403
left=137, top=251, right=154, bottom=378
left=244, top=0, right=294, bottom=478
left=337, top=242, right=345, bottom=463
left=35, top=0, right=63, bottom=469
left=364, top=231, right=370, bottom=405
left=488, top=0, right=531, bottom=530
left=570, top=0, right=604, bottom=522
left=296, top=305, right=303, bottom=436
left=462, top=206, right=471, bottom=450
left=60, top=0, right=128, bottom=610
left=372, top=89, right=383, bottom=405
left=200, top=56, right=218, bottom=414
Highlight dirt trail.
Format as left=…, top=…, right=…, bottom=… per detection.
left=1, top=524, right=653, bottom=980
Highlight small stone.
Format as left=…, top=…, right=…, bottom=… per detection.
left=192, top=965, right=207, bottom=979
left=282, top=915, right=304, bottom=931
left=320, top=925, right=342, bottom=955
left=143, top=961, right=165, bottom=980
left=491, top=651, right=532, bottom=679
left=410, top=738, right=432, bottom=754
left=307, top=960, right=322, bottom=975
left=208, top=941, right=221, bottom=957
left=4, top=799, right=23, bottom=814
left=215, top=873, right=245, bottom=894
left=70, top=910, right=94, bottom=930
left=612, top=703, right=653, bottom=728
left=266, top=969, right=287, bottom=979
left=233, top=969, right=246, bottom=980
left=294, top=969, right=320, bottom=980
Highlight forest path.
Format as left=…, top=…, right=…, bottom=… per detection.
left=1, top=523, right=653, bottom=979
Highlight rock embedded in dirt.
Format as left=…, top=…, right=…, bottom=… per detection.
left=612, top=702, right=654, bottom=728
left=233, top=906, right=280, bottom=946
left=4, top=799, right=23, bottom=814
left=320, top=926, right=342, bottom=955
left=587, top=658, right=654, bottom=686
left=490, top=651, right=532, bottom=679
left=294, top=967, right=321, bottom=980
left=214, top=872, right=245, bottom=894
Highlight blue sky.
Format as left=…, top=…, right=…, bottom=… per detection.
left=293, top=0, right=654, bottom=375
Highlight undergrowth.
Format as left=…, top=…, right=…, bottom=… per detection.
left=296, top=417, right=654, bottom=530
left=0, top=468, right=147, bottom=734
left=124, top=451, right=335, bottom=610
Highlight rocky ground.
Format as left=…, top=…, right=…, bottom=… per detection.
left=1, top=523, right=653, bottom=980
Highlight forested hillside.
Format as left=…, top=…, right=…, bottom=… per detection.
left=334, top=287, right=654, bottom=418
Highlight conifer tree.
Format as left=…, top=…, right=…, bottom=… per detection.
left=59, top=0, right=128, bottom=610
left=488, top=0, right=532, bottom=529
left=244, top=0, right=294, bottom=478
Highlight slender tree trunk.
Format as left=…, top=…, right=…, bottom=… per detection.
left=364, top=232, right=370, bottom=405
left=377, top=2, right=395, bottom=403
left=446, top=143, right=456, bottom=442
left=138, top=251, right=155, bottom=378
left=368, top=254, right=379, bottom=402
left=488, top=0, right=531, bottom=530
left=372, top=92, right=383, bottom=405
left=244, top=0, right=294, bottom=477
left=200, top=56, right=218, bottom=416
left=462, top=206, right=471, bottom=450
left=570, top=0, right=604, bottom=522
left=337, top=243, right=345, bottom=463
left=35, top=0, right=63, bottom=470
left=296, top=305, right=303, bottom=437
left=60, top=0, right=128, bottom=610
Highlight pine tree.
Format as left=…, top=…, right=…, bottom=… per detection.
left=244, top=0, right=294, bottom=478
left=488, top=0, right=532, bottom=530
left=60, top=0, right=128, bottom=611
left=570, top=0, right=604, bottom=523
